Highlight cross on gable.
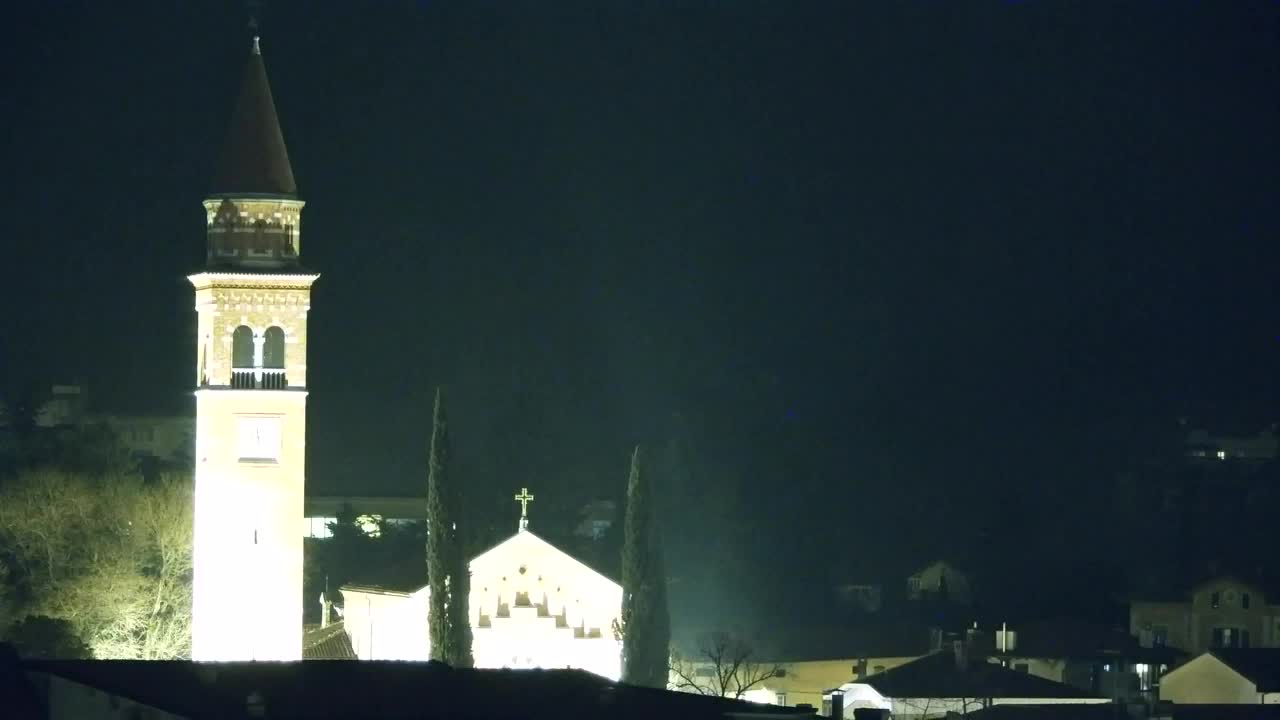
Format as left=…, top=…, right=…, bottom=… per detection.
left=514, top=488, right=534, bottom=531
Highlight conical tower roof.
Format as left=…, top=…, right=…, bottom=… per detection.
left=210, top=36, right=296, bottom=197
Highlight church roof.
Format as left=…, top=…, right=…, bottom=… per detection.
left=210, top=37, right=296, bottom=198
left=302, top=622, right=357, bottom=660
left=471, top=529, right=621, bottom=589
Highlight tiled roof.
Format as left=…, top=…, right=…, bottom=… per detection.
left=852, top=651, right=1105, bottom=700
left=302, top=622, right=356, bottom=660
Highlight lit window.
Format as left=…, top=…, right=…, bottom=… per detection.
left=1217, top=450, right=1226, bottom=460
left=1211, top=592, right=1220, bottom=609
left=775, top=693, right=787, bottom=706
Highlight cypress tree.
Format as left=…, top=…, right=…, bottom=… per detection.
left=426, top=387, right=471, bottom=665
left=619, top=445, right=671, bottom=687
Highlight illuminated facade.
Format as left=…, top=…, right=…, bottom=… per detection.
left=341, top=504, right=623, bottom=679
left=190, top=36, right=317, bottom=661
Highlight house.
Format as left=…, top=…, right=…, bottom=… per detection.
left=907, top=561, right=973, bottom=605
left=727, top=621, right=938, bottom=708
left=2, top=643, right=818, bottom=720
left=825, top=646, right=1110, bottom=718
left=573, top=499, right=617, bottom=540
left=980, top=619, right=1183, bottom=701
left=1130, top=576, right=1280, bottom=655
left=302, top=495, right=425, bottom=538
left=1158, top=648, right=1280, bottom=704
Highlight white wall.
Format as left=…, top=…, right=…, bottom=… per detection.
left=1160, top=653, right=1260, bottom=704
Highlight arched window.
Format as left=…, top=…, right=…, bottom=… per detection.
left=263, top=327, right=285, bottom=369
left=232, top=326, right=255, bottom=368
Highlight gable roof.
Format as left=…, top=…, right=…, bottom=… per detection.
left=302, top=623, right=357, bottom=660
left=471, top=529, right=621, bottom=589
left=850, top=651, right=1104, bottom=700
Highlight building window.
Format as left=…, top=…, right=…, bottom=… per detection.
left=1211, top=592, right=1220, bottom=609
left=1152, top=625, right=1168, bottom=647
left=1243, top=593, right=1251, bottom=609
left=1212, top=627, right=1250, bottom=648
left=232, top=326, right=255, bottom=368
left=263, top=326, right=286, bottom=369
left=775, top=693, right=787, bottom=706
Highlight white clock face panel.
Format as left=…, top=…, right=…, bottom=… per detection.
left=237, top=416, right=282, bottom=461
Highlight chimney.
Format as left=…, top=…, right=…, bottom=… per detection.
left=856, top=658, right=868, bottom=678
left=320, top=591, right=331, bottom=629
left=952, top=640, right=968, bottom=672
left=829, top=689, right=845, bottom=719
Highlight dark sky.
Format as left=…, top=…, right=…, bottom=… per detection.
left=4, top=1, right=1279, bottom=632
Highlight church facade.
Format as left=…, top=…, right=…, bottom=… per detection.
left=190, top=36, right=317, bottom=661
left=341, top=505, right=623, bottom=680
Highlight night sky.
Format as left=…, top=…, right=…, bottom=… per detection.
left=4, top=1, right=1279, bottom=633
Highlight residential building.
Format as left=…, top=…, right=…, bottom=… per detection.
left=1131, top=576, right=1280, bottom=655
left=1158, top=648, right=1280, bottom=704
left=981, top=620, right=1182, bottom=702
left=825, top=648, right=1110, bottom=719
left=303, top=495, right=425, bottom=538
left=907, top=561, right=973, bottom=605
left=573, top=499, right=617, bottom=540
left=1185, top=424, right=1279, bottom=463
left=98, top=414, right=194, bottom=465
left=710, top=622, right=937, bottom=709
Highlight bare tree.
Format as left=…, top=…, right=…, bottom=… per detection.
left=669, top=631, right=786, bottom=700
left=0, top=470, right=192, bottom=658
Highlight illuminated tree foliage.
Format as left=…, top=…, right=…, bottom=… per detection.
left=0, top=470, right=192, bottom=659
left=425, top=388, right=472, bottom=667
left=619, top=445, right=671, bottom=687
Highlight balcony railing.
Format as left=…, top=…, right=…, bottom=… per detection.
left=231, top=367, right=288, bottom=390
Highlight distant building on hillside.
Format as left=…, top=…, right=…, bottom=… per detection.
left=1184, top=423, right=1278, bottom=464
left=1131, top=576, right=1280, bottom=656
left=907, top=561, right=973, bottom=605
left=303, top=495, right=425, bottom=538
left=574, top=499, right=616, bottom=540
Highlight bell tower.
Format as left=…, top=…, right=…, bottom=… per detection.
left=189, top=35, right=317, bottom=661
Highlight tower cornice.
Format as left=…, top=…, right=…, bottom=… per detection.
left=188, top=271, right=320, bottom=291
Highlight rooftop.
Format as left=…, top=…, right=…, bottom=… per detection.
left=13, top=651, right=814, bottom=720
left=848, top=650, right=1106, bottom=700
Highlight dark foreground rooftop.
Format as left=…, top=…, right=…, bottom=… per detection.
left=3, top=643, right=813, bottom=720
